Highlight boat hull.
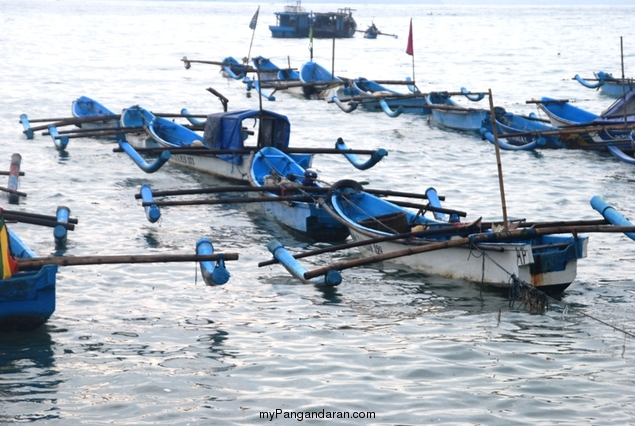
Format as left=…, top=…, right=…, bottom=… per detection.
left=346, top=227, right=586, bottom=294
left=262, top=200, right=350, bottom=242
left=426, top=93, right=487, bottom=132
left=71, top=95, right=119, bottom=135
left=1, top=231, right=58, bottom=332
left=251, top=147, right=349, bottom=242
left=329, top=190, right=588, bottom=294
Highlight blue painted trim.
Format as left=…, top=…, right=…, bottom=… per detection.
left=139, top=184, right=160, bottom=223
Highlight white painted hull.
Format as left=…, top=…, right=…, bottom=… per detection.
left=347, top=228, right=586, bottom=290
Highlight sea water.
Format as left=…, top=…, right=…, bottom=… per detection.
left=0, top=1, right=634, bottom=424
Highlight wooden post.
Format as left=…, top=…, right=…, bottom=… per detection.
left=487, top=89, right=508, bottom=230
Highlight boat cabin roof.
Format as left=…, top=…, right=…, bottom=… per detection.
left=202, top=109, right=291, bottom=154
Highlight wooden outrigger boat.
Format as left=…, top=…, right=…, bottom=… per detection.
left=426, top=90, right=489, bottom=132
left=120, top=106, right=313, bottom=182
left=323, top=182, right=591, bottom=294
left=574, top=71, right=635, bottom=98
left=249, top=146, right=351, bottom=242
left=0, top=228, right=58, bottom=332
left=299, top=61, right=358, bottom=100
left=71, top=95, right=120, bottom=133
left=534, top=95, right=635, bottom=150
left=261, top=184, right=635, bottom=294
left=480, top=110, right=564, bottom=150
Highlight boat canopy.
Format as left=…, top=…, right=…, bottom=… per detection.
left=202, top=109, right=291, bottom=164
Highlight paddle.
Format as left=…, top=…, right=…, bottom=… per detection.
left=302, top=224, right=635, bottom=280
left=16, top=252, right=239, bottom=271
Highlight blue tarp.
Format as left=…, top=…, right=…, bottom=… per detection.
left=202, top=109, right=291, bottom=165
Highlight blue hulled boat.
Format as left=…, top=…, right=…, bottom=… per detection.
left=269, top=2, right=357, bottom=39
left=1, top=229, right=58, bottom=332
left=574, top=71, right=635, bottom=98
left=249, top=147, right=350, bottom=242
left=426, top=91, right=489, bottom=132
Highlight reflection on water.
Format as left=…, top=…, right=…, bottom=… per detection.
left=0, top=327, right=61, bottom=422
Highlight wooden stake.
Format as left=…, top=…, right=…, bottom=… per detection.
left=488, top=89, right=508, bottom=230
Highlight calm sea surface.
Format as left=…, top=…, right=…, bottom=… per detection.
left=1, top=1, right=634, bottom=424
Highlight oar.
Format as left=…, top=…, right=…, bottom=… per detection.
left=259, top=219, right=484, bottom=267
left=302, top=224, right=635, bottom=280
left=16, top=252, right=239, bottom=271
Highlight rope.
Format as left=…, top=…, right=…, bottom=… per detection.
left=468, top=245, right=635, bottom=339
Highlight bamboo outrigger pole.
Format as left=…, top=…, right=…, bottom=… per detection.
left=487, top=89, right=509, bottom=231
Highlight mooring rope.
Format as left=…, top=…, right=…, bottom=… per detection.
left=470, top=246, right=635, bottom=339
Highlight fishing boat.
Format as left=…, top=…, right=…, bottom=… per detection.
left=363, top=23, right=379, bottom=39
left=243, top=56, right=304, bottom=101
left=574, top=71, right=635, bottom=98
left=249, top=146, right=350, bottom=242
left=350, top=78, right=430, bottom=115
left=426, top=91, right=489, bottom=132
left=71, top=95, right=120, bottom=132
left=219, top=56, right=252, bottom=80
left=299, top=61, right=357, bottom=100
left=359, top=22, right=397, bottom=39
left=319, top=180, right=590, bottom=294
left=120, top=106, right=313, bottom=182
left=0, top=228, right=58, bottom=332
left=269, top=2, right=357, bottom=39
left=535, top=97, right=599, bottom=127
left=535, top=95, right=635, bottom=149
left=480, top=110, right=564, bottom=150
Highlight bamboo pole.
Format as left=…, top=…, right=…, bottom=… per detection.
left=134, top=185, right=444, bottom=202
left=259, top=220, right=483, bottom=267
left=302, top=224, right=635, bottom=280
left=17, top=252, right=239, bottom=271
left=488, top=89, right=508, bottom=230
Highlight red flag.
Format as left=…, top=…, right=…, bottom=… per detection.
left=405, top=19, right=414, bottom=56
